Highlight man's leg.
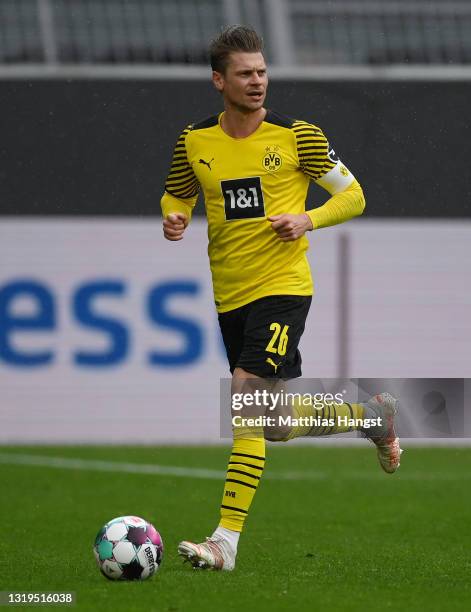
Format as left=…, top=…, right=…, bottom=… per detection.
left=178, top=367, right=266, bottom=570
left=217, top=367, right=266, bottom=533
left=267, top=391, right=402, bottom=474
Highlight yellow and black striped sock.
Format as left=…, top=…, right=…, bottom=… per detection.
left=219, top=437, right=266, bottom=532
left=287, top=399, right=365, bottom=439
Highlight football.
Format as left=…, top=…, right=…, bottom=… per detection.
left=94, top=516, right=163, bottom=580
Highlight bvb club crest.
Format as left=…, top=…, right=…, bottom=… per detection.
left=263, top=145, right=282, bottom=173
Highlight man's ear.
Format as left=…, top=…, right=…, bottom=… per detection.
left=212, top=70, right=224, bottom=92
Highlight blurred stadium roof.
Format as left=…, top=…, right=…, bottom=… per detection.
left=1, top=0, right=471, bottom=70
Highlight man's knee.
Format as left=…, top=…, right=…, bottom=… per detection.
left=264, top=422, right=293, bottom=442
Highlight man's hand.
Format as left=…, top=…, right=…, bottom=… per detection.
left=268, top=213, right=313, bottom=241
left=163, top=213, right=188, bottom=241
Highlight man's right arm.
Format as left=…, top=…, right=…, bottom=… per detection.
left=161, top=125, right=200, bottom=240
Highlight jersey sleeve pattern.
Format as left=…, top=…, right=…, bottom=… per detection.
left=164, top=126, right=200, bottom=199
left=292, top=120, right=336, bottom=181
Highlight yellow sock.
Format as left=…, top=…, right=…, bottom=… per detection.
left=287, top=399, right=365, bottom=439
left=219, top=437, right=266, bottom=532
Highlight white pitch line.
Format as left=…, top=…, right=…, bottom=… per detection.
left=0, top=453, right=226, bottom=480
left=0, top=453, right=327, bottom=481
left=0, top=453, right=469, bottom=482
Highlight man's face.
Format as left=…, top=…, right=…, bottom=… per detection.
left=212, top=52, right=268, bottom=113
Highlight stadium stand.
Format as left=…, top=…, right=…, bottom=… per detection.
left=1, top=0, right=471, bottom=65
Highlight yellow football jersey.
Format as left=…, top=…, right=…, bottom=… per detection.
left=161, top=110, right=357, bottom=313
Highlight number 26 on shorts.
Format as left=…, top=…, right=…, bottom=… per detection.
left=265, top=323, right=289, bottom=356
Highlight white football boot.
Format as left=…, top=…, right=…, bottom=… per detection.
left=363, top=392, right=403, bottom=474
left=178, top=536, right=236, bottom=571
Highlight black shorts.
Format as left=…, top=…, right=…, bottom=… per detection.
left=218, top=295, right=312, bottom=379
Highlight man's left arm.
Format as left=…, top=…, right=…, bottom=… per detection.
left=305, top=154, right=365, bottom=230
left=269, top=125, right=365, bottom=240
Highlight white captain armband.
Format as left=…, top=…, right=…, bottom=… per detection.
left=316, top=157, right=355, bottom=195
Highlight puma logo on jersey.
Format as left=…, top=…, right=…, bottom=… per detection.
left=266, top=357, right=282, bottom=373
left=198, top=158, right=214, bottom=170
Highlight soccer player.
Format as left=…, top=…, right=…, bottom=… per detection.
left=161, top=26, right=402, bottom=571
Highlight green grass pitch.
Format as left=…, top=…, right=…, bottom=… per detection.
left=1, top=445, right=470, bottom=611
